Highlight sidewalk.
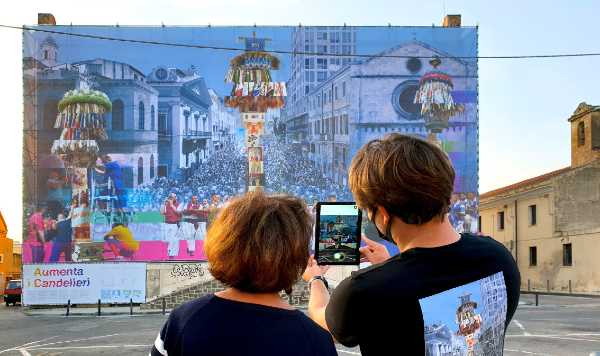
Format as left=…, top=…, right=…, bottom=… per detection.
left=22, top=305, right=172, bottom=316
left=22, top=304, right=308, bottom=316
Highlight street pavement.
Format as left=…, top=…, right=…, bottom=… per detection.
left=0, top=294, right=598, bottom=355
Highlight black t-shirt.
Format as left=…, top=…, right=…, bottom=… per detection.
left=151, top=294, right=337, bottom=356
left=326, top=233, right=521, bottom=356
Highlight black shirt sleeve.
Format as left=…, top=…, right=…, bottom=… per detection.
left=325, top=276, right=360, bottom=347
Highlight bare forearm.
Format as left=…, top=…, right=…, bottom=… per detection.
left=308, top=280, right=330, bottom=331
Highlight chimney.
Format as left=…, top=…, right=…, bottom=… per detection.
left=38, top=13, right=56, bottom=25
left=443, top=15, right=461, bottom=27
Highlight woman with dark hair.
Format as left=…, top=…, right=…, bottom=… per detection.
left=150, top=192, right=336, bottom=356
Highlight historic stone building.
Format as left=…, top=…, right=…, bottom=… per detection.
left=23, top=36, right=160, bottom=207
left=480, top=103, right=600, bottom=293
left=146, top=67, right=212, bottom=177
left=302, top=41, right=478, bottom=189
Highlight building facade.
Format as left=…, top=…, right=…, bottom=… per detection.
left=284, top=26, right=357, bottom=146
left=480, top=103, right=600, bottom=293
left=147, top=67, right=212, bottom=177
left=303, top=41, right=477, bottom=189
left=23, top=36, right=161, bottom=210
left=207, top=89, right=237, bottom=151
left=0, top=212, right=21, bottom=292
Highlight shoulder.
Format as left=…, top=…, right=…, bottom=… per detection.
left=167, top=295, right=215, bottom=331
left=460, top=233, right=515, bottom=260
left=295, top=313, right=337, bottom=352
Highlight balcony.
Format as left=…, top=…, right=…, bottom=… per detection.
left=319, top=133, right=333, bottom=141
left=183, top=130, right=212, bottom=139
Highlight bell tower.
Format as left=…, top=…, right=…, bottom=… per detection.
left=569, top=102, right=600, bottom=168
left=39, top=36, right=59, bottom=67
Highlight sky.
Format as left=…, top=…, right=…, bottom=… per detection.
left=1, top=0, right=599, bottom=241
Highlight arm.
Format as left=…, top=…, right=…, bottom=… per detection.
left=303, top=256, right=331, bottom=332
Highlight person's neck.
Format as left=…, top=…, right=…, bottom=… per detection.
left=392, top=215, right=460, bottom=253
left=215, top=288, right=294, bottom=310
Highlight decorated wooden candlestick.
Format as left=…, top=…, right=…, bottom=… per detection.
left=224, top=33, right=286, bottom=191
left=51, top=88, right=111, bottom=241
left=414, top=56, right=463, bottom=146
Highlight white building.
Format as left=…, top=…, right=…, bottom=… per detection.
left=207, top=89, right=238, bottom=151
left=284, top=26, right=357, bottom=144
left=147, top=67, right=212, bottom=177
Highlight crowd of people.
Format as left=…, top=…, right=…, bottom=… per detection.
left=126, top=137, right=350, bottom=212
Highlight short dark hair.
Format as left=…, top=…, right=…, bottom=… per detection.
left=349, top=133, right=455, bottom=224
left=204, top=192, right=312, bottom=293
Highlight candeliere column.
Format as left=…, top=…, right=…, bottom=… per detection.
left=51, top=89, right=111, bottom=242
left=224, top=33, right=286, bottom=191
left=414, top=56, right=463, bottom=147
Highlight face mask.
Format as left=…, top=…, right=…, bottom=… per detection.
left=369, top=208, right=394, bottom=243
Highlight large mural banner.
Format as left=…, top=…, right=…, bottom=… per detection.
left=22, top=26, right=478, bottom=263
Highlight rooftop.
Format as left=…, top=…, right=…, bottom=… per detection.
left=480, top=167, right=572, bottom=200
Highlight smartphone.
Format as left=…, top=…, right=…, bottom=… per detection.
left=314, top=202, right=362, bottom=265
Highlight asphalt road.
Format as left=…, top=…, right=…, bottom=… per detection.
left=0, top=294, right=599, bottom=355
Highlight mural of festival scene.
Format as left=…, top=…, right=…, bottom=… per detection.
left=22, top=26, right=478, bottom=263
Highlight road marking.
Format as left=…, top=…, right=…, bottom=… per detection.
left=18, top=349, right=32, bottom=356
left=507, top=335, right=600, bottom=343
left=504, top=348, right=553, bottom=355
left=507, top=333, right=600, bottom=338
left=24, top=333, right=120, bottom=349
left=512, top=319, right=531, bottom=336
left=336, top=349, right=361, bottom=355
left=18, top=336, right=59, bottom=348
left=27, top=344, right=149, bottom=351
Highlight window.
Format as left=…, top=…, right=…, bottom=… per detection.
left=305, top=85, right=310, bottom=94
left=150, top=105, right=156, bottom=131
left=150, top=154, right=155, bottom=179
left=497, top=211, right=505, bottom=230
left=342, top=32, right=351, bottom=42
left=137, top=157, right=144, bottom=185
left=317, top=32, right=327, bottom=40
left=112, top=100, right=124, bottom=130
left=305, top=58, right=314, bottom=69
left=529, top=204, right=537, bottom=226
left=138, top=101, right=145, bottom=130
left=529, top=246, right=537, bottom=266
left=478, top=215, right=482, bottom=232
left=317, top=58, right=328, bottom=69
left=0, top=253, right=3, bottom=263
left=334, top=86, right=338, bottom=100
left=330, top=32, right=340, bottom=43
left=305, top=71, right=315, bottom=82
left=406, top=57, right=423, bottom=74
left=342, top=58, right=351, bottom=66
left=578, top=121, right=585, bottom=146
left=43, top=50, right=49, bottom=60
left=563, top=243, right=573, bottom=266
left=158, top=111, right=167, bottom=135
left=593, top=116, right=600, bottom=149
left=317, top=71, right=327, bottom=82
left=342, top=82, right=346, bottom=97
left=342, top=45, right=352, bottom=54
left=317, top=45, right=328, bottom=54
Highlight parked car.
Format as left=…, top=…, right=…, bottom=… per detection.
left=3, top=279, right=21, bottom=306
